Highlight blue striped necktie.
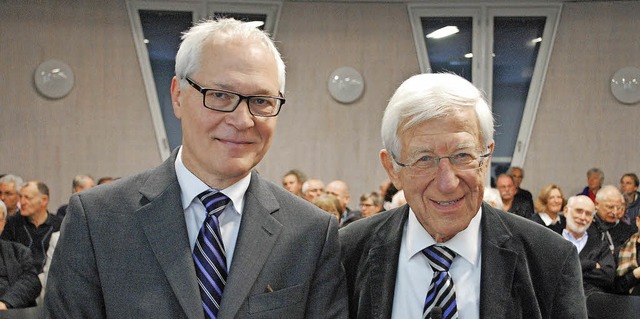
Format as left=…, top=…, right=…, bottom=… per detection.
left=194, top=189, right=230, bottom=319
left=422, top=245, right=458, bottom=319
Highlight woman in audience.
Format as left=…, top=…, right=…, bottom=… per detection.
left=615, top=215, right=640, bottom=294
left=313, top=194, right=342, bottom=223
left=530, top=184, right=566, bottom=234
left=359, top=192, right=384, bottom=218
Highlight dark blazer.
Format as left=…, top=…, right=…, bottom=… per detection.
left=340, top=203, right=587, bottom=319
left=578, top=233, right=616, bottom=297
left=0, top=240, right=41, bottom=308
left=44, top=149, right=347, bottom=318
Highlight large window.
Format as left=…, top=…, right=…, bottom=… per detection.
left=409, top=4, right=561, bottom=182
left=127, top=1, right=282, bottom=158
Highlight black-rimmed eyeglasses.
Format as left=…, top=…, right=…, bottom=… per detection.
left=185, top=77, right=285, bottom=117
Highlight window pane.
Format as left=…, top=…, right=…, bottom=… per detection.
left=491, top=16, right=546, bottom=176
left=139, top=10, right=192, bottom=150
left=421, top=17, right=473, bottom=81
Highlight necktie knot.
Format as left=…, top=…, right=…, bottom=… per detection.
left=198, top=189, right=230, bottom=218
left=423, top=245, right=456, bottom=272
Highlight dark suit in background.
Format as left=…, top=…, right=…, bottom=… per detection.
left=340, top=203, right=586, bottom=319
left=0, top=240, right=41, bottom=308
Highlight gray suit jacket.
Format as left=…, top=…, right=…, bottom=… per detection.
left=340, top=203, right=587, bottom=319
left=44, top=150, right=347, bottom=318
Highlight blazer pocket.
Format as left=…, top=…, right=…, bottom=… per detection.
left=248, top=283, right=306, bottom=313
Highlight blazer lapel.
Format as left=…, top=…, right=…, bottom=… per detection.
left=479, top=203, right=518, bottom=318
left=367, top=206, right=409, bottom=319
left=217, top=172, right=283, bottom=319
left=134, top=150, right=204, bottom=319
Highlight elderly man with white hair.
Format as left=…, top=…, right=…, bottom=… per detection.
left=0, top=199, right=42, bottom=309
left=340, top=73, right=586, bottom=319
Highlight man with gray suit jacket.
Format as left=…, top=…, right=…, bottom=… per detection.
left=45, top=18, right=347, bottom=318
left=340, top=73, right=587, bottom=318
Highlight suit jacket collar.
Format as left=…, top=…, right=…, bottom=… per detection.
left=217, top=171, right=283, bottom=318
left=367, top=205, right=410, bottom=319
left=479, top=203, right=519, bottom=318
left=134, top=149, right=205, bottom=319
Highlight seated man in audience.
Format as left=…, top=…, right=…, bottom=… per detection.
left=1, top=181, right=62, bottom=273
left=358, top=192, right=384, bottom=218
left=282, top=169, right=306, bottom=197
left=620, top=173, right=640, bottom=230
left=56, top=174, right=96, bottom=218
left=614, top=215, right=640, bottom=295
left=326, top=180, right=361, bottom=226
left=507, top=166, right=534, bottom=211
left=301, top=178, right=324, bottom=203
left=0, top=200, right=42, bottom=309
left=588, top=185, right=635, bottom=257
left=0, top=174, right=24, bottom=217
left=578, top=168, right=604, bottom=203
left=496, top=174, right=533, bottom=218
left=563, top=195, right=615, bottom=297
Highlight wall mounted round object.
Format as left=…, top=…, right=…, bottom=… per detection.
left=610, top=66, right=640, bottom=105
left=34, top=59, right=75, bottom=99
left=328, top=66, right=365, bottom=104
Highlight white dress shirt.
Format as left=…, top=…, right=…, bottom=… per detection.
left=562, top=229, right=589, bottom=253
left=174, top=147, right=248, bottom=270
left=391, top=208, right=483, bottom=319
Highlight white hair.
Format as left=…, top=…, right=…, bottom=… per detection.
left=483, top=187, right=503, bottom=210
left=381, top=73, right=494, bottom=169
left=0, top=174, right=24, bottom=190
left=0, top=199, right=6, bottom=218
left=175, top=18, right=286, bottom=93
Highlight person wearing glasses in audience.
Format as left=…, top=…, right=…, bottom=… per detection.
left=45, top=18, right=347, bottom=318
left=340, top=73, right=586, bottom=319
left=358, top=192, right=384, bottom=218
left=588, top=185, right=635, bottom=257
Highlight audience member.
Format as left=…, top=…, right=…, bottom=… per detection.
left=380, top=180, right=399, bottom=210
left=562, top=195, right=615, bottom=297
left=281, top=169, right=306, bottom=197
left=507, top=166, right=535, bottom=211
left=56, top=174, right=96, bottom=218
left=390, top=189, right=406, bottom=209
left=482, top=187, right=503, bottom=210
left=530, top=184, right=566, bottom=234
left=44, top=18, right=347, bottom=318
left=326, top=180, right=361, bottom=226
left=1, top=181, right=62, bottom=273
left=301, top=178, right=324, bottom=203
left=620, top=173, right=640, bottom=229
left=97, top=177, right=115, bottom=185
left=496, top=174, right=534, bottom=218
left=0, top=200, right=42, bottom=309
left=579, top=168, right=604, bottom=203
left=313, top=194, right=342, bottom=223
left=0, top=174, right=24, bottom=217
left=358, top=192, right=384, bottom=218
left=340, top=73, right=586, bottom=318
left=589, top=185, right=635, bottom=256
left=614, top=215, right=640, bottom=295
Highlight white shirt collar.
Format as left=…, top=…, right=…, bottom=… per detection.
left=175, top=146, right=250, bottom=215
left=405, top=206, right=483, bottom=266
left=538, top=212, right=560, bottom=226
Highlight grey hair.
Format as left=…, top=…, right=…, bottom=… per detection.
left=175, top=18, right=286, bottom=93
left=595, top=185, right=622, bottom=202
left=72, top=174, right=94, bottom=192
left=0, top=199, right=6, bottom=218
left=0, top=174, right=24, bottom=190
left=381, top=73, right=494, bottom=169
left=587, top=168, right=604, bottom=182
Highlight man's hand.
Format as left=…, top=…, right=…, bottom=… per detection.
left=633, top=266, right=640, bottom=279
left=0, top=301, right=8, bottom=310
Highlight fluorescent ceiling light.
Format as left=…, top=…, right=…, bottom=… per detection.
left=426, top=26, right=459, bottom=39
left=464, top=53, right=473, bottom=58
left=531, top=37, right=542, bottom=44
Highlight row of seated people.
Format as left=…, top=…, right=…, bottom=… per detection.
left=0, top=174, right=114, bottom=309
left=484, top=168, right=640, bottom=299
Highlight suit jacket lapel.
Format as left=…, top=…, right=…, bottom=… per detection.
left=479, top=203, right=518, bottom=318
left=134, top=150, right=204, bottom=319
left=367, top=206, right=409, bottom=319
left=218, top=172, right=283, bottom=319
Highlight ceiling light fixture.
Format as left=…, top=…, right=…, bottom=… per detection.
left=426, top=26, right=460, bottom=39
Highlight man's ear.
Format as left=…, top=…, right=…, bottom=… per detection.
left=170, top=76, right=183, bottom=119
left=380, top=149, right=402, bottom=190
